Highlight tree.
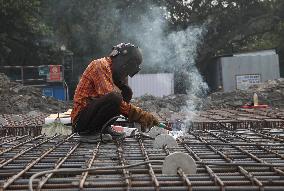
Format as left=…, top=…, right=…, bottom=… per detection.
left=0, top=0, right=56, bottom=66
left=159, top=0, right=283, bottom=75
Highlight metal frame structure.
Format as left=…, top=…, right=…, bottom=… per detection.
left=0, top=65, right=64, bottom=85
left=0, top=124, right=283, bottom=190
left=0, top=108, right=283, bottom=190
left=189, top=109, right=284, bottom=130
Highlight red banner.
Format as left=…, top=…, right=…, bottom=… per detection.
left=49, top=65, right=61, bottom=81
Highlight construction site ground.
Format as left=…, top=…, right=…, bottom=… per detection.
left=0, top=73, right=284, bottom=190
left=0, top=108, right=283, bottom=190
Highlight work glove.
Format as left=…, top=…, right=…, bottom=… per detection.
left=120, top=84, right=133, bottom=103
left=128, top=105, right=159, bottom=131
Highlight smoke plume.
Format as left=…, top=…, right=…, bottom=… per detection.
left=121, top=6, right=208, bottom=128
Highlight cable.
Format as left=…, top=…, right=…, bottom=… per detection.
left=100, top=115, right=127, bottom=142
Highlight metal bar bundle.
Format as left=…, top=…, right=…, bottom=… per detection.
left=0, top=113, right=47, bottom=137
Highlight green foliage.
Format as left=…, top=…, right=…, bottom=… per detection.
left=158, top=0, right=284, bottom=74
left=1, top=0, right=284, bottom=75
left=0, top=0, right=56, bottom=66
left=40, top=0, right=155, bottom=58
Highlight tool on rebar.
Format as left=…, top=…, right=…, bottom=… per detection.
left=153, top=134, right=178, bottom=148
left=162, top=152, right=197, bottom=175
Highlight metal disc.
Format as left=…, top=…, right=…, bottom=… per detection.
left=162, top=152, right=197, bottom=175
left=147, top=126, right=168, bottom=138
left=153, top=134, right=177, bottom=148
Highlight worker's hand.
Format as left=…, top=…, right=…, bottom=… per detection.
left=120, top=84, right=133, bottom=103
left=139, top=112, right=159, bottom=131
left=128, top=105, right=159, bottom=131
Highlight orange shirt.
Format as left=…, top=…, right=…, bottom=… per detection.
left=71, top=57, right=130, bottom=123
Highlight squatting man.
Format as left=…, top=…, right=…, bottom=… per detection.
left=71, top=43, right=159, bottom=143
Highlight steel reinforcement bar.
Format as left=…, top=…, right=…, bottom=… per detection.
left=0, top=126, right=283, bottom=190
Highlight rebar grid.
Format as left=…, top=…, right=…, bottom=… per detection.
left=0, top=113, right=47, bottom=137
left=0, top=113, right=47, bottom=127
left=190, top=109, right=284, bottom=130
left=1, top=108, right=283, bottom=137
left=0, top=126, right=42, bottom=137
left=0, top=127, right=283, bottom=191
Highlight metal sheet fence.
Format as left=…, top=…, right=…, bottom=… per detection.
left=220, top=51, right=280, bottom=92
left=128, top=73, right=174, bottom=97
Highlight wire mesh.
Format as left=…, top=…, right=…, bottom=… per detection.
left=0, top=127, right=283, bottom=190
left=0, top=108, right=283, bottom=190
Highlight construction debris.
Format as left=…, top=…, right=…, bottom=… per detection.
left=0, top=73, right=70, bottom=114
left=0, top=70, right=283, bottom=137
left=203, top=78, right=284, bottom=109
left=131, top=94, right=190, bottom=121
left=1, top=70, right=283, bottom=119
left=131, top=79, right=284, bottom=121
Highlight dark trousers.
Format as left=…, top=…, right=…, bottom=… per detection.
left=74, top=92, right=122, bottom=135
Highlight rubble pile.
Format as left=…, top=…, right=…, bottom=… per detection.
left=0, top=73, right=70, bottom=114
left=0, top=70, right=283, bottom=119
left=132, top=94, right=187, bottom=113
left=203, top=78, right=284, bottom=109
left=131, top=78, right=284, bottom=120
left=131, top=94, right=193, bottom=121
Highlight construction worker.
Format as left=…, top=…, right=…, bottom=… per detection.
left=71, top=43, right=159, bottom=143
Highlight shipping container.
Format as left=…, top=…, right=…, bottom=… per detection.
left=128, top=73, right=174, bottom=97
left=207, top=49, right=280, bottom=92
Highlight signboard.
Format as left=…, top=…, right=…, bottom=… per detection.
left=49, top=65, right=61, bottom=81
left=236, top=74, right=261, bottom=90
left=38, top=66, right=49, bottom=76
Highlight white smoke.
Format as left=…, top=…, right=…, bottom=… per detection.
left=121, top=6, right=208, bottom=134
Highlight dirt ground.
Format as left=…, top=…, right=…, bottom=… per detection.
left=0, top=72, right=283, bottom=120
